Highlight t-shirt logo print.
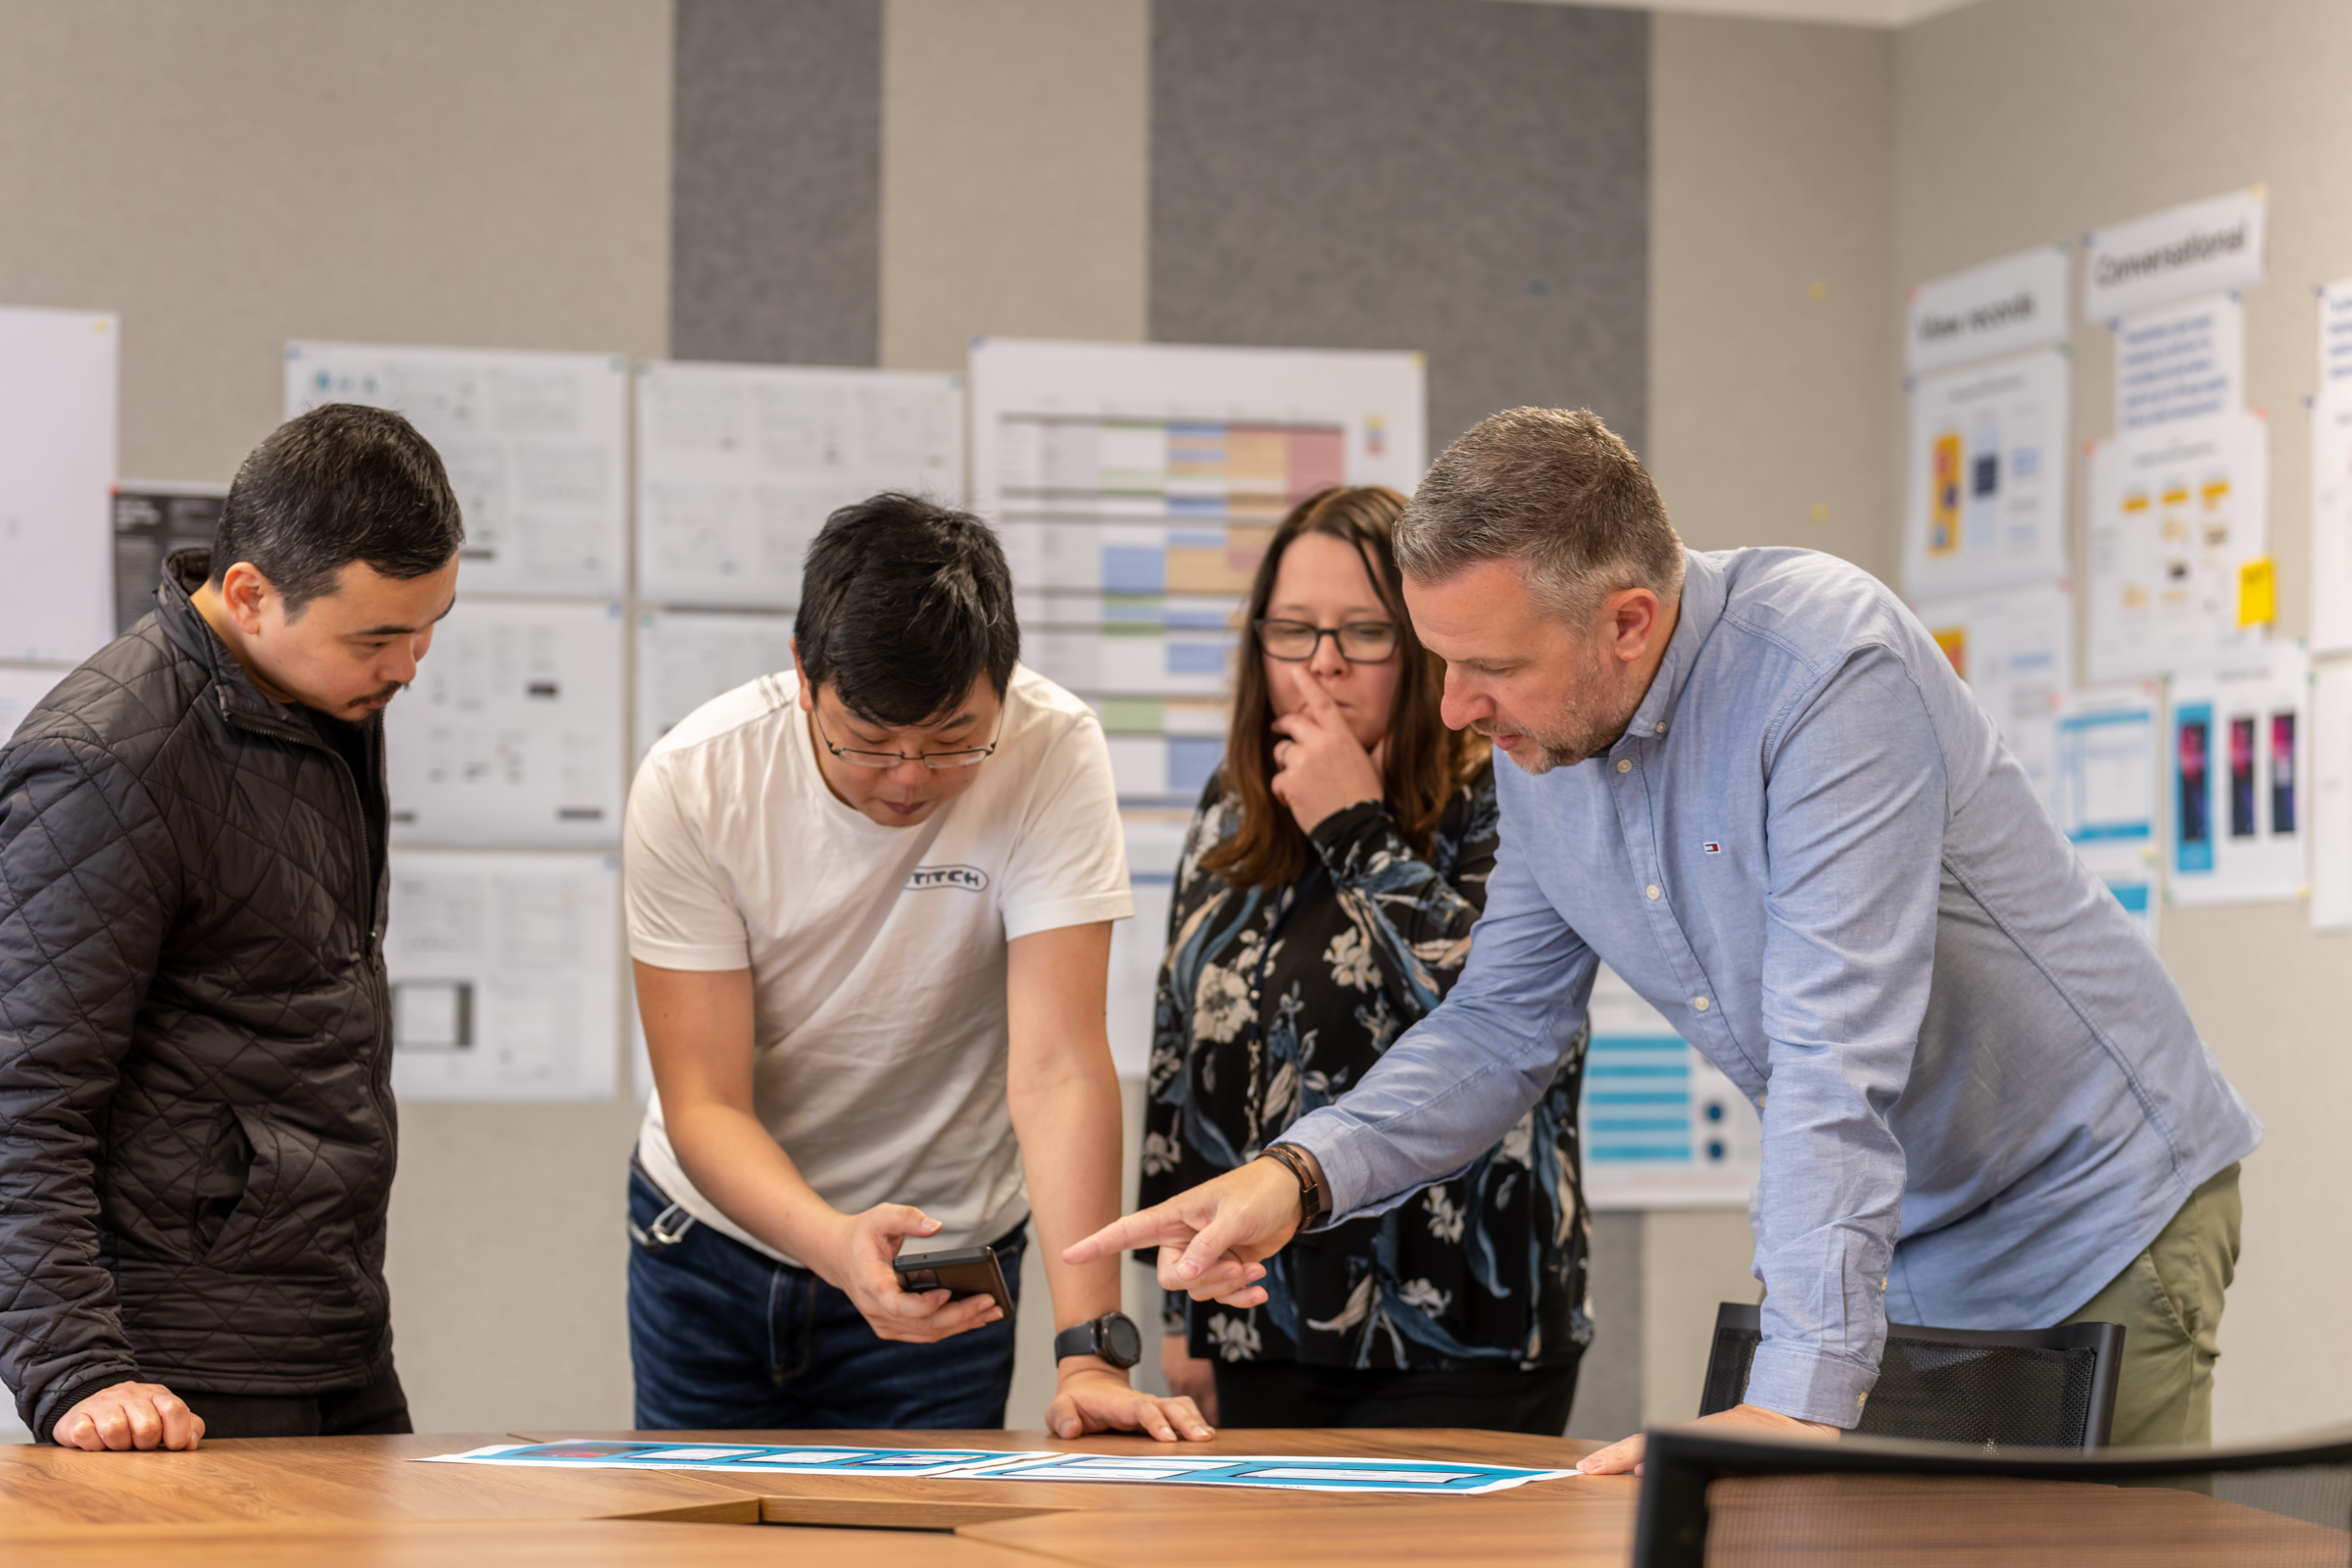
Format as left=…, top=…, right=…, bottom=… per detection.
left=907, top=864, right=990, bottom=893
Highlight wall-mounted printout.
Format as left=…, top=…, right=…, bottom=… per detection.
left=1902, top=347, right=2070, bottom=599
left=112, top=482, right=226, bottom=634
left=384, top=599, right=626, bottom=847
left=2311, top=661, right=2352, bottom=931
left=635, top=361, right=963, bottom=610
left=285, top=342, right=629, bottom=598
left=2052, top=688, right=2162, bottom=944
left=385, top=850, right=619, bottom=1101
left=1907, top=245, right=2070, bottom=376
left=634, top=609, right=796, bottom=760
left=2312, top=289, right=2352, bottom=657
left=2084, top=187, right=2266, bottom=322
left=2085, top=412, right=2270, bottom=685
left=0, top=664, right=72, bottom=748
left=2167, top=645, right=2307, bottom=906
left=0, top=307, right=118, bottom=663
left=2115, top=293, right=2243, bottom=433
left=1107, top=808, right=1192, bottom=1078
left=1582, top=965, right=1760, bottom=1211
left=1909, top=582, right=2073, bottom=806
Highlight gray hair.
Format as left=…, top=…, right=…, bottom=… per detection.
left=1396, top=407, right=1685, bottom=623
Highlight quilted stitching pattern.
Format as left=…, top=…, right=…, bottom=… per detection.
left=0, top=556, right=396, bottom=1442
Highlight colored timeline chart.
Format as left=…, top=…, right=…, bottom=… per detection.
left=1582, top=964, right=1759, bottom=1209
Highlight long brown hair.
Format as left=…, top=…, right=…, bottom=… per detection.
left=1200, top=486, right=1486, bottom=890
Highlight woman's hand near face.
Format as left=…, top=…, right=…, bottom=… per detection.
left=1269, top=663, right=1387, bottom=834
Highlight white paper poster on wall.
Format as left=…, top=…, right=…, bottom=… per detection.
left=384, top=599, right=626, bottom=847
left=1902, top=346, right=2071, bottom=599
left=2312, top=364, right=2352, bottom=659
left=286, top=342, right=629, bottom=598
left=2310, top=660, right=2352, bottom=930
left=1910, top=582, right=2073, bottom=804
left=2167, top=645, right=2307, bottom=906
left=2052, top=688, right=2163, bottom=943
left=1107, top=808, right=1192, bottom=1079
left=2085, top=411, right=2270, bottom=685
left=0, top=664, right=72, bottom=747
left=2084, top=187, right=2266, bottom=322
left=1582, top=965, right=1760, bottom=1211
left=385, top=850, right=619, bottom=1101
left=1907, top=245, right=2070, bottom=376
left=634, top=609, right=797, bottom=760
left=636, top=361, right=963, bottom=611
left=0, top=307, right=118, bottom=663
left=2115, top=292, right=2243, bottom=432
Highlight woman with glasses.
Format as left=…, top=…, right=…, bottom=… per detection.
left=1139, top=486, right=1591, bottom=1433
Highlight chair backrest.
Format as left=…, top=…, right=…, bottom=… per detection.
left=1633, top=1422, right=2352, bottom=1568
left=1696, top=1300, right=2125, bottom=1451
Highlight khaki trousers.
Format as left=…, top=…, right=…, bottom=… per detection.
left=2061, top=1162, right=2243, bottom=1447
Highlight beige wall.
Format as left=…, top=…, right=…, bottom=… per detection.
left=0, top=0, right=673, bottom=1432
left=1641, top=11, right=1895, bottom=1425
left=1895, top=0, right=2352, bottom=1445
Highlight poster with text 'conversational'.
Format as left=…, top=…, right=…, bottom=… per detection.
left=386, top=851, right=618, bottom=1102
left=1902, top=346, right=2070, bottom=600
left=384, top=599, right=626, bottom=847
left=1910, top=581, right=2073, bottom=808
left=285, top=342, right=628, bottom=598
left=2053, top=688, right=2162, bottom=945
left=2167, top=645, right=2307, bottom=906
left=0, top=308, right=117, bottom=663
left=2085, top=412, right=2270, bottom=685
left=1581, top=965, right=1759, bottom=1211
left=635, top=361, right=963, bottom=611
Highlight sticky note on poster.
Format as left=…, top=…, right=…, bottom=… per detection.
left=2237, top=556, right=2276, bottom=627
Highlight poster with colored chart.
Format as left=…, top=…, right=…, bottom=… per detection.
left=1910, top=581, right=2072, bottom=808
left=1902, top=345, right=2070, bottom=600
left=2084, top=411, right=2270, bottom=684
left=2167, top=645, right=2307, bottom=906
left=1581, top=965, right=1759, bottom=1210
left=2052, top=689, right=2162, bottom=944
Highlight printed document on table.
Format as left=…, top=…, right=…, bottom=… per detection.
left=2085, top=411, right=2270, bottom=685
left=2166, top=645, right=2307, bottom=906
left=0, top=308, right=117, bottom=663
left=635, top=361, right=963, bottom=610
left=2308, top=661, right=2352, bottom=930
left=286, top=342, right=629, bottom=598
left=971, top=1452, right=1577, bottom=1495
left=418, top=1442, right=1049, bottom=1478
left=2053, top=688, right=2163, bottom=944
left=1581, top=965, right=1759, bottom=1211
left=634, top=608, right=796, bottom=760
left=385, top=851, right=619, bottom=1101
left=1909, top=581, right=2073, bottom=807
left=1902, top=347, right=2070, bottom=599
left=384, top=599, right=626, bottom=847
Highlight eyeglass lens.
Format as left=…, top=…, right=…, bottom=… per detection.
left=1254, top=619, right=1398, bottom=662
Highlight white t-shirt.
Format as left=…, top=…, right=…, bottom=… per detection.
left=626, top=663, right=1132, bottom=1264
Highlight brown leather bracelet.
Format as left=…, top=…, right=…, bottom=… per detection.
left=1263, top=1143, right=1330, bottom=1225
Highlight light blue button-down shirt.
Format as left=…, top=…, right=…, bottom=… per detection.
left=1283, top=547, right=2262, bottom=1428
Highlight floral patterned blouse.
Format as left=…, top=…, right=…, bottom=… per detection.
left=1140, top=761, right=1592, bottom=1371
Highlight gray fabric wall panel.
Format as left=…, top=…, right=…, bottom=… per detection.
left=1150, top=0, right=1650, bottom=459
left=672, top=0, right=882, bottom=366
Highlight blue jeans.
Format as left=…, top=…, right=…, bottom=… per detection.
left=626, top=1162, right=1025, bottom=1430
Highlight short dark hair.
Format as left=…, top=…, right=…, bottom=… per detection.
left=793, top=494, right=1019, bottom=726
left=211, top=404, right=465, bottom=615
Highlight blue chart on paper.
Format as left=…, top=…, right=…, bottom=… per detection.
left=971, top=1453, right=1577, bottom=1495
left=419, top=1442, right=1049, bottom=1478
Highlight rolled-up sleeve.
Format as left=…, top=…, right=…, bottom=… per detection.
left=1743, top=647, right=1946, bottom=1428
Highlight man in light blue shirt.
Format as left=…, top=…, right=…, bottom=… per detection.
left=1069, top=407, right=2259, bottom=1460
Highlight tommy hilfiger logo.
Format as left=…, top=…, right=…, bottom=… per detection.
left=908, top=864, right=990, bottom=892
left=1702, top=841, right=1723, bottom=855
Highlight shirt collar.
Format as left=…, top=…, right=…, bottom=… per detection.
left=1616, top=548, right=1729, bottom=752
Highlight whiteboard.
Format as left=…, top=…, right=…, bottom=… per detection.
left=385, top=850, right=619, bottom=1102
left=636, top=360, right=964, bottom=609
left=384, top=599, right=626, bottom=847
left=0, top=308, right=118, bottom=662
left=285, top=341, right=629, bottom=598
left=0, top=664, right=73, bottom=747
left=633, top=608, right=796, bottom=760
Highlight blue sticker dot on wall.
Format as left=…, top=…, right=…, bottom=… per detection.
left=1705, top=1102, right=1724, bottom=1122
left=1706, top=1141, right=1726, bottom=1161
left=1530, top=278, right=1547, bottom=296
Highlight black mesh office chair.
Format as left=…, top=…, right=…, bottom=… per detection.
left=1698, top=1301, right=2126, bottom=1450
left=1633, top=1423, right=2352, bottom=1568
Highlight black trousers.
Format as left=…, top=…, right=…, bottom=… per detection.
left=1212, top=1355, right=1580, bottom=1435
left=178, top=1361, right=413, bottom=1440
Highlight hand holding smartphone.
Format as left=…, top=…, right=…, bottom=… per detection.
left=891, top=1244, right=1015, bottom=1324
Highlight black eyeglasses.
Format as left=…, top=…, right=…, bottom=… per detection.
left=813, top=705, right=1005, bottom=770
left=1253, top=618, right=1400, bottom=663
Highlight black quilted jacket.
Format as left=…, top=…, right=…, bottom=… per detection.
left=0, top=552, right=396, bottom=1442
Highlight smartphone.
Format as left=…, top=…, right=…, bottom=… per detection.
left=892, top=1245, right=1015, bottom=1323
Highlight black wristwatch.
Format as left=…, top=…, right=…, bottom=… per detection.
left=1054, top=1310, right=1144, bottom=1370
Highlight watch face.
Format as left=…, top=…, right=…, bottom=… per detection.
left=1103, top=1312, right=1144, bottom=1369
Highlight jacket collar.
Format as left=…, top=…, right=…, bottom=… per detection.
left=1617, top=548, right=1730, bottom=752
left=159, top=549, right=324, bottom=743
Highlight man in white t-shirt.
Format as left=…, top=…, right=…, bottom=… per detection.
left=624, top=494, right=1209, bottom=1441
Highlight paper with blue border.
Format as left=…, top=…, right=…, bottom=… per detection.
left=966, top=1452, right=1577, bottom=1495
left=416, top=1442, right=1052, bottom=1478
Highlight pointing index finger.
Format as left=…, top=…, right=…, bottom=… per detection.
left=1062, top=1205, right=1197, bottom=1265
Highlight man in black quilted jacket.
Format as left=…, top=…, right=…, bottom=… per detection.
left=0, top=403, right=463, bottom=1448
